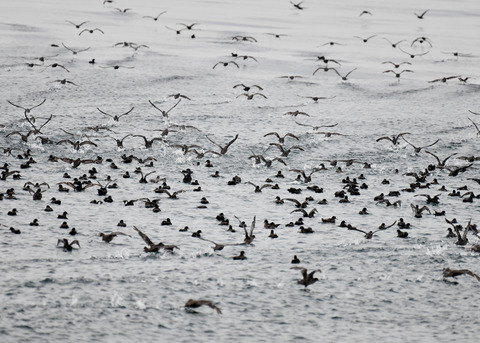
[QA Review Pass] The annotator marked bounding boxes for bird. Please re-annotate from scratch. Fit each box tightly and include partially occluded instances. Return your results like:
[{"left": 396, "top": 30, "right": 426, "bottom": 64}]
[
  {"left": 399, "top": 48, "right": 430, "bottom": 59},
  {"left": 266, "top": 33, "right": 287, "bottom": 38},
  {"left": 383, "top": 70, "right": 414, "bottom": 79},
  {"left": 79, "top": 28, "right": 104, "bottom": 35},
  {"left": 65, "top": 20, "right": 89, "bottom": 28},
  {"left": 99, "top": 232, "right": 131, "bottom": 243},
  {"left": 62, "top": 43, "right": 90, "bottom": 55},
  {"left": 50, "top": 79, "right": 78, "bottom": 86},
  {"left": 115, "top": 8, "right": 132, "bottom": 13},
  {"left": 57, "top": 238, "right": 80, "bottom": 251},
  {"left": 354, "top": 35, "right": 376, "bottom": 43},
  {"left": 55, "top": 156, "right": 102, "bottom": 168},
  {"left": 96, "top": 107, "right": 134, "bottom": 121},
  {"left": 148, "top": 99, "right": 181, "bottom": 118},
  {"left": 269, "top": 143, "right": 304, "bottom": 157},
  {"left": 233, "top": 251, "right": 247, "bottom": 260},
  {"left": 177, "top": 23, "right": 199, "bottom": 30},
  {"left": 56, "top": 139, "right": 97, "bottom": 151},
  {"left": 156, "top": 189, "right": 186, "bottom": 199},
  {"left": 382, "top": 38, "right": 406, "bottom": 48},
  {"left": 165, "top": 26, "right": 186, "bottom": 34},
  {"left": 244, "top": 181, "right": 273, "bottom": 193},
  {"left": 233, "top": 84, "right": 263, "bottom": 92},
  {"left": 411, "top": 204, "right": 431, "bottom": 218},
  {"left": 205, "top": 134, "right": 239, "bottom": 155},
  {"left": 303, "top": 95, "right": 336, "bottom": 102},
  {"left": 264, "top": 132, "right": 299, "bottom": 143},
  {"left": 133, "top": 226, "right": 179, "bottom": 252},
  {"left": 347, "top": 220, "right": 396, "bottom": 239},
  {"left": 316, "top": 56, "right": 341, "bottom": 66},
  {"left": 279, "top": 75, "right": 303, "bottom": 80},
  {"left": 185, "top": 299, "right": 222, "bottom": 314},
  {"left": 108, "top": 134, "right": 132, "bottom": 148},
  {"left": 382, "top": 61, "right": 411, "bottom": 69},
  {"left": 196, "top": 237, "right": 241, "bottom": 251},
  {"left": 376, "top": 132, "right": 410, "bottom": 145},
  {"left": 443, "top": 267, "right": 480, "bottom": 281},
  {"left": 295, "top": 121, "right": 338, "bottom": 130},
  {"left": 42, "top": 63, "right": 70, "bottom": 72},
  {"left": 284, "top": 110, "right": 309, "bottom": 117},
  {"left": 290, "top": 1, "right": 304, "bottom": 10},
  {"left": 133, "top": 135, "right": 164, "bottom": 148},
  {"left": 414, "top": 194, "right": 441, "bottom": 204},
  {"left": 100, "top": 65, "right": 134, "bottom": 70},
  {"left": 143, "top": 11, "right": 167, "bottom": 21},
  {"left": 446, "top": 164, "right": 473, "bottom": 177},
  {"left": 359, "top": 10, "right": 372, "bottom": 16},
  {"left": 411, "top": 36, "right": 433, "bottom": 47},
  {"left": 7, "top": 99, "right": 46, "bottom": 115},
  {"left": 290, "top": 168, "right": 322, "bottom": 183},
  {"left": 213, "top": 61, "right": 240, "bottom": 69},
  {"left": 428, "top": 76, "right": 460, "bottom": 83},
  {"left": 6, "top": 130, "right": 35, "bottom": 142},
  {"left": 291, "top": 267, "right": 321, "bottom": 287},
  {"left": 402, "top": 137, "right": 439, "bottom": 153},
  {"left": 414, "top": 9, "right": 429, "bottom": 19},
  {"left": 236, "top": 93, "right": 267, "bottom": 100},
  {"left": 243, "top": 216, "right": 256, "bottom": 244},
  {"left": 332, "top": 68, "right": 357, "bottom": 81},
  {"left": 168, "top": 93, "right": 191, "bottom": 100}
]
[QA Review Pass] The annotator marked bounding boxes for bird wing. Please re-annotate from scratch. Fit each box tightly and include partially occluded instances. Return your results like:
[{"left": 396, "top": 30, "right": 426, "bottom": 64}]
[{"left": 133, "top": 226, "right": 154, "bottom": 247}]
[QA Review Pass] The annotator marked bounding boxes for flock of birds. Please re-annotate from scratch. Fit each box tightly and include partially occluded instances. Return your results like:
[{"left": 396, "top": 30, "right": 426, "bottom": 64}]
[{"left": 2, "top": 0, "right": 480, "bottom": 316}]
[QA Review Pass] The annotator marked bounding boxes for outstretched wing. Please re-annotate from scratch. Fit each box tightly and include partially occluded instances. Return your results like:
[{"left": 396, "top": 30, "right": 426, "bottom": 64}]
[{"left": 133, "top": 226, "right": 154, "bottom": 247}]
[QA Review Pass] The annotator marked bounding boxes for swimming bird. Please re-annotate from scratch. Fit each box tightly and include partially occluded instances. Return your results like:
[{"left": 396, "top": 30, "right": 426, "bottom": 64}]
[
  {"left": 99, "top": 232, "right": 131, "bottom": 243},
  {"left": 291, "top": 267, "right": 321, "bottom": 287},
  {"left": 148, "top": 99, "right": 181, "bottom": 118},
  {"left": 185, "top": 299, "right": 222, "bottom": 314},
  {"left": 233, "top": 251, "right": 247, "bottom": 260},
  {"left": 133, "top": 226, "right": 179, "bottom": 252},
  {"left": 205, "top": 134, "right": 239, "bottom": 155},
  {"left": 57, "top": 238, "right": 80, "bottom": 251}
]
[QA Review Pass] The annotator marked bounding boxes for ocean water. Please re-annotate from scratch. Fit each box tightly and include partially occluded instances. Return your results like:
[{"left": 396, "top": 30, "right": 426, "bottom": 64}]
[{"left": 1, "top": 0, "right": 479, "bottom": 342}]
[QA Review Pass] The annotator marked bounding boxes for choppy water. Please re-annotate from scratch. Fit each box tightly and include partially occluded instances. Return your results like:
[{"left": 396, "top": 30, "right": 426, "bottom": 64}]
[{"left": 1, "top": 0, "right": 479, "bottom": 342}]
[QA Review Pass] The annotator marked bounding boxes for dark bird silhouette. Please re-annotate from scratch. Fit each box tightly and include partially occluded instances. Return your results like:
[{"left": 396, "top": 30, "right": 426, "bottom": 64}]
[
  {"left": 295, "top": 121, "right": 338, "bottom": 130},
  {"left": 382, "top": 61, "right": 411, "bottom": 69},
  {"left": 443, "top": 267, "right": 480, "bottom": 281},
  {"left": 206, "top": 134, "right": 239, "bottom": 155},
  {"left": 376, "top": 132, "right": 410, "bottom": 145},
  {"left": 177, "top": 23, "right": 199, "bottom": 30},
  {"left": 56, "top": 156, "right": 102, "bottom": 168},
  {"left": 269, "top": 143, "right": 304, "bottom": 157},
  {"left": 359, "top": 10, "right": 372, "bottom": 16},
  {"left": 424, "top": 151, "right": 457, "bottom": 168},
  {"left": 332, "top": 68, "right": 357, "bottom": 81},
  {"left": 6, "top": 130, "right": 35, "bottom": 142},
  {"left": 42, "top": 63, "right": 70, "bottom": 72},
  {"left": 156, "top": 189, "right": 186, "bottom": 199},
  {"left": 96, "top": 107, "right": 134, "bottom": 121},
  {"left": 428, "top": 76, "right": 460, "bottom": 83},
  {"left": 354, "top": 35, "right": 376, "bottom": 43},
  {"left": 109, "top": 134, "right": 132, "bottom": 148},
  {"left": 213, "top": 61, "right": 240, "bottom": 69},
  {"left": 245, "top": 181, "right": 273, "bottom": 193},
  {"left": 383, "top": 69, "right": 414, "bottom": 79},
  {"left": 50, "top": 79, "right": 78, "bottom": 86},
  {"left": 185, "top": 299, "right": 222, "bottom": 314},
  {"left": 56, "top": 139, "right": 97, "bottom": 150},
  {"left": 196, "top": 236, "right": 242, "bottom": 251},
  {"left": 446, "top": 164, "right": 473, "bottom": 177},
  {"left": 62, "top": 43, "right": 90, "bottom": 55},
  {"left": 65, "top": 20, "right": 89, "bottom": 28},
  {"left": 57, "top": 238, "right": 80, "bottom": 251},
  {"left": 133, "top": 226, "right": 179, "bottom": 252},
  {"left": 7, "top": 99, "right": 46, "bottom": 115},
  {"left": 133, "top": 135, "right": 164, "bottom": 148},
  {"left": 411, "top": 204, "right": 431, "bottom": 218},
  {"left": 236, "top": 93, "right": 267, "bottom": 100},
  {"left": 399, "top": 48, "right": 429, "bottom": 59},
  {"left": 284, "top": 110, "right": 310, "bottom": 117},
  {"left": 402, "top": 137, "right": 439, "bottom": 153},
  {"left": 100, "top": 65, "right": 134, "bottom": 70},
  {"left": 99, "top": 232, "right": 131, "bottom": 243},
  {"left": 414, "top": 9, "right": 429, "bottom": 19},
  {"left": 148, "top": 99, "right": 181, "bottom": 118},
  {"left": 290, "top": 168, "right": 322, "bottom": 183},
  {"left": 79, "top": 28, "right": 104, "bottom": 35},
  {"left": 143, "top": 11, "right": 167, "bottom": 21},
  {"left": 290, "top": 1, "right": 304, "bottom": 10},
  {"left": 382, "top": 38, "right": 406, "bottom": 48},
  {"left": 115, "top": 8, "right": 132, "bottom": 13},
  {"left": 243, "top": 216, "right": 256, "bottom": 244},
  {"left": 414, "top": 193, "right": 441, "bottom": 204},
  {"left": 233, "top": 83, "right": 263, "bottom": 92},
  {"left": 264, "top": 132, "right": 299, "bottom": 143},
  {"left": 291, "top": 267, "right": 321, "bottom": 287}
]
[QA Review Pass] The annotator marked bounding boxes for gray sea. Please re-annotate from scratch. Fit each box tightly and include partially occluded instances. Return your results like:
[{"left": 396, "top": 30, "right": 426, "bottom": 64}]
[{"left": 1, "top": 0, "right": 479, "bottom": 342}]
